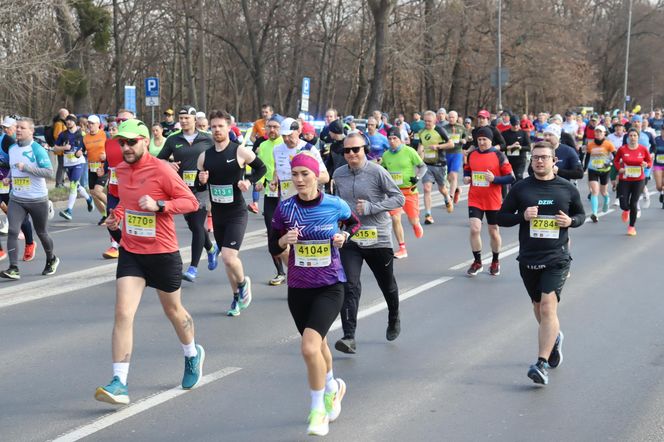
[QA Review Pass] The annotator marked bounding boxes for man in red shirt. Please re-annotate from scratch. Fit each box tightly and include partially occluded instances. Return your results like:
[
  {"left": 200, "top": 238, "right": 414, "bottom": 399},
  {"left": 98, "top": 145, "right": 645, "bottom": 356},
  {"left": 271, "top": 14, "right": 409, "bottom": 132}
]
[
  {"left": 94, "top": 119, "right": 204, "bottom": 406},
  {"left": 463, "top": 126, "right": 514, "bottom": 276}
]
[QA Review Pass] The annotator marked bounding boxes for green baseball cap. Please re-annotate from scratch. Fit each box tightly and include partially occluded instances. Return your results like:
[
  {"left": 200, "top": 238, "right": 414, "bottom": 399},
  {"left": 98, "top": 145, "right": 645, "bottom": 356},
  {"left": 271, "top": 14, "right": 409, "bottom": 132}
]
[{"left": 114, "top": 119, "right": 150, "bottom": 139}]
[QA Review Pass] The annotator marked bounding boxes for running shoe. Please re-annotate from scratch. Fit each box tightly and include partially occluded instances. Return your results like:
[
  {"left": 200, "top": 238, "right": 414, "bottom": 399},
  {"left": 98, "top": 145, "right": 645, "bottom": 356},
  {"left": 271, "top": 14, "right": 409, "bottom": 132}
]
[
  {"left": 227, "top": 294, "right": 241, "bottom": 317},
  {"left": 590, "top": 213, "right": 598, "bottom": 223},
  {"left": 0, "top": 249, "right": 6, "bottom": 261},
  {"left": 87, "top": 197, "right": 94, "bottom": 212},
  {"left": 325, "top": 378, "right": 347, "bottom": 422},
  {"left": 307, "top": 409, "right": 329, "bottom": 436},
  {"left": 394, "top": 247, "right": 408, "bottom": 259},
  {"left": 269, "top": 273, "right": 286, "bottom": 286},
  {"left": 182, "top": 266, "right": 198, "bottom": 282},
  {"left": 238, "top": 276, "right": 252, "bottom": 310},
  {"left": 613, "top": 199, "right": 620, "bottom": 207},
  {"left": 335, "top": 337, "right": 356, "bottom": 354},
  {"left": 182, "top": 344, "right": 205, "bottom": 389},
  {"left": 94, "top": 376, "right": 129, "bottom": 405},
  {"left": 0, "top": 266, "right": 20, "bottom": 280},
  {"left": 548, "top": 331, "right": 564, "bottom": 369},
  {"left": 489, "top": 260, "right": 500, "bottom": 276},
  {"left": 637, "top": 209, "right": 641, "bottom": 219},
  {"left": 453, "top": 187, "right": 461, "bottom": 204},
  {"left": 207, "top": 244, "right": 219, "bottom": 271},
  {"left": 527, "top": 360, "right": 549, "bottom": 385},
  {"left": 247, "top": 202, "right": 259, "bottom": 214},
  {"left": 445, "top": 200, "right": 454, "bottom": 213},
  {"left": 23, "top": 242, "right": 37, "bottom": 262},
  {"left": 103, "top": 246, "right": 119, "bottom": 259},
  {"left": 42, "top": 256, "right": 60, "bottom": 275},
  {"left": 660, "top": 192, "right": 664, "bottom": 204},
  {"left": 386, "top": 312, "right": 401, "bottom": 341},
  {"left": 627, "top": 226, "right": 637, "bottom": 236},
  {"left": 621, "top": 210, "right": 629, "bottom": 223},
  {"left": 59, "top": 209, "right": 73, "bottom": 220},
  {"left": 413, "top": 223, "right": 424, "bottom": 239},
  {"left": 424, "top": 214, "right": 434, "bottom": 225},
  {"left": 97, "top": 215, "right": 107, "bottom": 226},
  {"left": 467, "top": 261, "right": 483, "bottom": 276}
]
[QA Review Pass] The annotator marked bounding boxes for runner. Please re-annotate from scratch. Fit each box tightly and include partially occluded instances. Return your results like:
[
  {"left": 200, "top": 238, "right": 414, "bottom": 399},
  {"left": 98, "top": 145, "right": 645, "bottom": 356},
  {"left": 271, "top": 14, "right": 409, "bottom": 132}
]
[
  {"left": 607, "top": 121, "right": 626, "bottom": 205},
  {"left": 419, "top": 110, "right": 454, "bottom": 224},
  {"left": 654, "top": 129, "right": 664, "bottom": 208},
  {"left": 443, "top": 110, "right": 470, "bottom": 204},
  {"left": 148, "top": 123, "right": 166, "bottom": 156},
  {"left": 502, "top": 115, "right": 532, "bottom": 182},
  {"left": 269, "top": 153, "right": 359, "bottom": 436},
  {"left": 157, "top": 105, "right": 217, "bottom": 282},
  {"left": 333, "top": 130, "right": 405, "bottom": 354},
  {"left": 94, "top": 119, "right": 204, "bottom": 405},
  {"left": 248, "top": 104, "right": 274, "bottom": 214},
  {"left": 463, "top": 126, "right": 514, "bottom": 276},
  {"left": 54, "top": 115, "right": 94, "bottom": 220},
  {"left": 583, "top": 125, "right": 615, "bottom": 222},
  {"left": 381, "top": 127, "right": 427, "bottom": 259},
  {"left": 0, "top": 118, "right": 59, "bottom": 280},
  {"left": 614, "top": 128, "right": 652, "bottom": 236},
  {"left": 197, "top": 110, "right": 266, "bottom": 316},
  {"left": 539, "top": 124, "right": 583, "bottom": 181},
  {"left": 83, "top": 115, "right": 108, "bottom": 225},
  {"left": 497, "top": 141, "right": 585, "bottom": 385}
]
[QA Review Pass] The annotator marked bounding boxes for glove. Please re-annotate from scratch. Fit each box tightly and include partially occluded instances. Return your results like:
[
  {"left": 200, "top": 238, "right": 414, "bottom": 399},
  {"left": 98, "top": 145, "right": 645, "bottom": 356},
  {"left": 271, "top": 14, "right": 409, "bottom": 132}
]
[{"left": 410, "top": 176, "right": 419, "bottom": 185}]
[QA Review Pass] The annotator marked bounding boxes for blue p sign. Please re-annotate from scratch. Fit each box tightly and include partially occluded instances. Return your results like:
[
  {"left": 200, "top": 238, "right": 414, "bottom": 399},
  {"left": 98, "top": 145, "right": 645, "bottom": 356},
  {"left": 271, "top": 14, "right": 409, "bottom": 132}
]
[{"left": 145, "top": 77, "right": 159, "bottom": 97}]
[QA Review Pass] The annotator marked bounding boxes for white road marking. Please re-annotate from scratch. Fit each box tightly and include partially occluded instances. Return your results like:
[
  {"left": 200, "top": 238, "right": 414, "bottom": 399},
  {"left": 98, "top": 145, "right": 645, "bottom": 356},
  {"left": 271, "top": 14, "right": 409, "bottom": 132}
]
[{"left": 51, "top": 367, "right": 242, "bottom": 442}]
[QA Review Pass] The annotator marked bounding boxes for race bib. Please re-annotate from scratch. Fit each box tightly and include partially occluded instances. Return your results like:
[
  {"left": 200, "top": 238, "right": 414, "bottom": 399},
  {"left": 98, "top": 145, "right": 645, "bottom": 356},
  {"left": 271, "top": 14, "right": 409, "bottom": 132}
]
[
  {"left": 0, "top": 181, "right": 10, "bottom": 194},
  {"left": 89, "top": 161, "right": 103, "bottom": 172},
  {"left": 451, "top": 133, "right": 461, "bottom": 144},
  {"left": 656, "top": 154, "right": 664, "bottom": 164},
  {"left": 353, "top": 227, "right": 378, "bottom": 246},
  {"left": 536, "top": 132, "right": 544, "bottom": 139},
  {"left": 109, "top": 168, "right": 118, "bottom": 185},
  {"left": 280, "top": 180, "right": 294, "bottom": 199},
  {"left": 182, "top": 170, "right": 197, "bottom": 187},
  {"left": 125, "top": 210, "right": 156, "bottom": 237},
  {"left": 265, "top": 185, "right": 279, "bottom": 198},
  {"left": 625, "top": 166, "right": 642, "bottom": 178},
  {"left": 590, "top": 156, "right": 609, "bottom": 169},
  {"left": 423, "top": 147, "right": 437, "bottom": 160},
  {"left": 12, "top": 176, "right": 31, "bottom": 192},
  {"left": 64, "top": 153, "right": 77, "bottom": 166},
  {"left": 530, "top": 215, "right": 560, "bottom": 239},
  {"left": 210, "top": 184, "right": 234, "bottom": 204},
  {"left": 390, "top": 171, "right": 404, "bottom": 185},
  {"left": 508, "top": 148, "right": 520, "bottom": 156},
  {"left": 294, "top": 240, "right": 331, "bottom": 267},
  {"left": 471, "top": 171, "right": 489, "bottom": 187}
]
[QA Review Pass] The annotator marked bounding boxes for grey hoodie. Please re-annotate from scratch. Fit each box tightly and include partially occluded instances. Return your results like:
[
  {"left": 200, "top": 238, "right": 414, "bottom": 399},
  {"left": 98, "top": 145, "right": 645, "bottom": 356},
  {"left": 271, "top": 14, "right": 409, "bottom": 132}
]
[{"left": 333, "top": 160, "right": 405, "bottom": 249}]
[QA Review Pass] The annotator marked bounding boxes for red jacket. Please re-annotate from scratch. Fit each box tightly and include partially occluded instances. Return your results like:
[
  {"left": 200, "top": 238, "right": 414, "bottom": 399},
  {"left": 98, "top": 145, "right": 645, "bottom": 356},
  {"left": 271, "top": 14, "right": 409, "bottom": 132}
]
[{"left": 614, "top": 145, "right": 652, "bottom": 182}]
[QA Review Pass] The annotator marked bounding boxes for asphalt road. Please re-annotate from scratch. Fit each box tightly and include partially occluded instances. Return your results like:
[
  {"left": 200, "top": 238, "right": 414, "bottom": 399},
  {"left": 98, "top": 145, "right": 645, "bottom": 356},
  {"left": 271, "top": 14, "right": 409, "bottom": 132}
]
[{"left": 1, "top": 182, "right": 663, "bottom": 442}]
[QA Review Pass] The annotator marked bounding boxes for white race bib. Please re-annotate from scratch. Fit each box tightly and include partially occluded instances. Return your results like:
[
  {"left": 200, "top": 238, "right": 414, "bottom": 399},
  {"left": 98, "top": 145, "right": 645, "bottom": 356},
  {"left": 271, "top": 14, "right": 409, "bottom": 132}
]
[
  {"left": 590, "top": 155, "right": 609, "bottom": 170},
  {"left": 89, "top": 161, "right": 103, "bottom": 172},
  {"left": 210, "top": 184, "right": 234, "bottom": 204},
  {"left": 280, "top": 180, "right": 294, "bottom": 199},
  {"left": 64, "top": 153, "right": 78, "bottom": 167},
  {"left": 471, "top": 171, "right": 489, "bottom": 187},
  {"left": 390, "top": 172, "right": 404, "bottom": 185},
  {"left": 265, "top": 185, "right": 279, "bottom": 198},
  {"left": 529, "top": 215, "right": 560, "bottom": 239},
  {"left": 109, "top": 168, "right": 118, "bottom": 185},
  {"left": 294, "top": 240, "right": 332, "bottom": 267},
  {"left": 656, "top": 154, "right": 664, "bottom": 164},
  {"left": 125, "top": 210, "right": 156, "bottom": 237},
  {"left": 12, "top": 176, "right": 31, "bottom": 192},
  {"left": 0, "top": 181, "right": 10, "bottom": 194},
  {"left": 508, "top": 148, "right": 520, "bottom": 156}
]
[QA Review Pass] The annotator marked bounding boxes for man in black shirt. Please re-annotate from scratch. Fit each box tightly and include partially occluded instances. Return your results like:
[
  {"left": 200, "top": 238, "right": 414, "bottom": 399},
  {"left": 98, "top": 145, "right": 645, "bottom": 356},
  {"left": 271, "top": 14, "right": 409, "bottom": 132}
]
[
  {"left": 160, "top": 109, "right": 177, "bottom": 137},
  {"left": 497, "top": 141, "right": 585, "bottom": 386},
  {"left": 502, "top": 115, "right": 532, "bottom": 182}
]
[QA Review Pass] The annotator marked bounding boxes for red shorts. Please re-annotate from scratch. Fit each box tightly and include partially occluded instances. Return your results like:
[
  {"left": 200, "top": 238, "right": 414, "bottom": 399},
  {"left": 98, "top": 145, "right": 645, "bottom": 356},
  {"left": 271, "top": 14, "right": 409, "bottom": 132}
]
[{"left": 390, "top": 188, "right": 420, "bottom": 219}]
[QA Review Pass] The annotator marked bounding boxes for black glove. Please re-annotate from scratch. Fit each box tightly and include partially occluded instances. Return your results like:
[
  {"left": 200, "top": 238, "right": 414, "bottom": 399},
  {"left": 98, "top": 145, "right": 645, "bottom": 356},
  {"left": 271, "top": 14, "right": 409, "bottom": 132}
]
[{"left": 410, "top": 176, "right": 419, "bottom": 185}]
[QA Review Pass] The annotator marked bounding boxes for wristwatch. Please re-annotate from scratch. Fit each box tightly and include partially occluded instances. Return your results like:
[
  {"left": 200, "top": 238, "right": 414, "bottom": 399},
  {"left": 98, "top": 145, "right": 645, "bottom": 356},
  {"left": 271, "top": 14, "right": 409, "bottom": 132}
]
[{"left": 157, "top": 200, "right": 166, "bottom": 213}]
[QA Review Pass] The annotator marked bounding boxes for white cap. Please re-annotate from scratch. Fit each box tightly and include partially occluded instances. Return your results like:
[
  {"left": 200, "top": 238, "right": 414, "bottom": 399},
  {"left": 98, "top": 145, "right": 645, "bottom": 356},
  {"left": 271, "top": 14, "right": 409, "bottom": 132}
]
[
  {"left": 543, "top": 124, "right": 561, "bottom": 139},
  {"left": 1, "top": 116, "right": 16, "bottom": 127},
  {"left": 437, "top": 107, "right": 447, "bottom": 114},
  {"left": 551, "top": 114, "right": 563, "bottom": 124},
  {"left": 195, "top": 111, "right": 206, "bottom": 119},
  {"left": 594, "top": 125, "right": 607, "bottom": 133},
  {"left": 87, "top": 115, "right": 100, "bottom": 124},
  {"left": 280, "top": 117, "right": 300, "bottom": 136}
]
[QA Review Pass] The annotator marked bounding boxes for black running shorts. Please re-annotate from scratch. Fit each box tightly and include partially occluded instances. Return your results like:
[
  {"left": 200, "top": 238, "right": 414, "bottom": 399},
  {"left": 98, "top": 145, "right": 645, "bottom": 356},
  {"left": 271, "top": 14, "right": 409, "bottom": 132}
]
[
  {"left": 587, "top": 170, "right": 609, "bottom": 185},
  {"left": 288, "top": 283, "right": 344, "bottom": 338},
  {"left": 116, "top": 248, "right": 183, "bottom": 293},
  {"left": 519, "top": 260, "right": 570, "bottom": 303},
  {"left": 211, "top": 204, "right": 248, "bottom": 251},
  {"left": 468, "top": 206, "right": 499, "bottom": 225}
]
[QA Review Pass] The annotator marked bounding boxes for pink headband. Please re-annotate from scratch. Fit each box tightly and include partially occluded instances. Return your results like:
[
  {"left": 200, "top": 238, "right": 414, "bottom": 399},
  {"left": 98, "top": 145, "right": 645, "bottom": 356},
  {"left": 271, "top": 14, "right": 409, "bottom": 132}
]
[{"left": 290, "top": 153, "right": 320, "bottom": 177}]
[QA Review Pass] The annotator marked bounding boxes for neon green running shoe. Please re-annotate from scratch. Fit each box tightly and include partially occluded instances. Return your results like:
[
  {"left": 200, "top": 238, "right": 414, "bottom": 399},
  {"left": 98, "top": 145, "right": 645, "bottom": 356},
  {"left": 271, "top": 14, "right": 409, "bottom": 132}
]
[
  {"left": 307, "top": 409, "right": 329, "bottom": 436},
  {"left": 324, "top": 378, "right": 346, "bottom": 422}
]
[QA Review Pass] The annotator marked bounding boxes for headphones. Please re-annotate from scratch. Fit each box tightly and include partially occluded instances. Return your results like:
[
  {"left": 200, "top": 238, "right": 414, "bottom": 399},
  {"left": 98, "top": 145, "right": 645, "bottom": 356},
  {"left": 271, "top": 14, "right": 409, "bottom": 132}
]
[{"left": 346, "top": 129, "right": 371, "bottom": 155}]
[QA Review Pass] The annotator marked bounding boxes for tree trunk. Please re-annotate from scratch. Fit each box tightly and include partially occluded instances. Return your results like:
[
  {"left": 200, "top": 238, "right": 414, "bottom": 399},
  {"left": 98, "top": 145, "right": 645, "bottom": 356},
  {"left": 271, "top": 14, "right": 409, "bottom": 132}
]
[
  {"left": 113, "top": 0, "right": 122, "bottom": 113},
  {"left": 423, "top": 0, "right": 435, "bottom": 109},
  {"left": 366, "top": 0, "right": 396, "bottom": 112},
  {"left": 198, "top": 0, "right": 207, "bottom": 112},
  {"left": 184, "top": 5, "right": 197, "bottom": 106}
]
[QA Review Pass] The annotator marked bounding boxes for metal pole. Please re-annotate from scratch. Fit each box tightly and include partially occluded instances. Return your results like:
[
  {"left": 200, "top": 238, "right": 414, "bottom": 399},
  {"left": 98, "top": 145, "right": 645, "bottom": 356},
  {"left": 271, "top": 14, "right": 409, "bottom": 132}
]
[
  {"left": 623, "top": 0, "right": 633, "bottom": 113},
  {"left": 497, "top": 0, "right": 502, "bottom": 112}
]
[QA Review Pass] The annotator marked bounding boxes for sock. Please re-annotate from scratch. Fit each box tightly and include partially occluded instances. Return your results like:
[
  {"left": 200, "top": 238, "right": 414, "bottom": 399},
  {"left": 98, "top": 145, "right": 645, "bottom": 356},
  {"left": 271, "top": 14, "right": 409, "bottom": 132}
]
[
  {"left": 537, "top": 357, "right": 548, "bottom": 365},
  {"left": 603, "top": 194, "right": 610, "bottom": 206},
  {"left": 399, "top": 242, "right": 406, "bottom": 249},
  {"left": 472, "top": 251, "right": 481, "bottom": 262},
  {"left": 310, "top": 388, "right": 325, "bottom": 411},
  {"left": 252, "top": 189, "right": 259, "bottom": 203},
  {"left": 182, "top": 340, "right": 197, "bottom": 357},
  {"left": 590, "top": 194, "right": 598, "bottom": 214},
  {"left": 111, "top": 240, "right": 119, "bottom": 248},
  {"left": 77, "top": 184, "right": 90, "bottom": 200},
  {"left": 492, "top": 251, "right": 499, "bottom": 262},
  {"left": 67, "top": 190, "right": 76, "bottom": 210},
  {"left": 425, "top": 212, "right": 431, "bottom": 216},
  {"left": 325, "top": 370, "right": 338, "bottom": 394},
  {"left": 113, "top": 362, "right": 130, "bottom": 385}
]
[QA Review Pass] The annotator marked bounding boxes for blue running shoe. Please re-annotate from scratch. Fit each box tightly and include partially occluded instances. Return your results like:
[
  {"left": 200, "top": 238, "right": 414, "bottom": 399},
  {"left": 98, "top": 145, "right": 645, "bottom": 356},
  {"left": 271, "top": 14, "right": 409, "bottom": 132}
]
[
  {"left": 227, "top": 294, "right": 241, "bottom": 317},
  {"left": 59, "top": 209, "right": 72, "bottom": 221},
  {"left": 238, "top": 276, "right": 252, "bottom": 310},
  {"left": 527, "top": 360, "right": 549, "bottom": 385},
  {"left": 207, "top": 244, "right": 219, "bottom": 271},
  {"left": 548, "top": 331, "right": 564, "bottom": 368},
  {"left": 182, "top": 266, "right": 197, "bottom": 282},
  {"left": 182, "top": 344, "right": 205, "bottom": 389},
  {"left": 95, "top": 376, "right": 129, "bottom": 405},
  {"left": 87, "top": 197, "right": 94, "bottom": 212}
]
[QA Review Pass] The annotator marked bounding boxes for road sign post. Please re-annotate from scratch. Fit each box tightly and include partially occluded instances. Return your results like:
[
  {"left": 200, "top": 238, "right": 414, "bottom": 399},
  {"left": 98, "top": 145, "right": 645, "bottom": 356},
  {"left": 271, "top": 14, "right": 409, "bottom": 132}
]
[
  {"left": 301, "top": 77, "right": 310, "bottom": 114},
  {"left": 145, "top": 77, "right": 160, "bottom": 125}
]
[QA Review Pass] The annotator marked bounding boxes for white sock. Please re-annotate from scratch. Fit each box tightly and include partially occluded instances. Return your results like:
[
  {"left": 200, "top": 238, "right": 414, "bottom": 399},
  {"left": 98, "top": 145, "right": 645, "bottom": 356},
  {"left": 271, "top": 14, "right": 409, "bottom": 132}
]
[
  {"left": 111, "top": 241, "right": 119, "bottom": 248},
  {"left": 325, "top": 370, "right": 337, "bottom": 394},
  {"left": 113, "top": 362, "right": 129, "bottom": 385},
  {"left": 67, "top": 190, "right": 76, "bottom": 210},
  {"left": 310, "top": 388, "right": 325, "bottom": 411},
  {"left": 182, "top": 340, "right": 197, "bottom": 357},
  {"left": 77, "top": 184, "right": 90, "bottom": 200}
]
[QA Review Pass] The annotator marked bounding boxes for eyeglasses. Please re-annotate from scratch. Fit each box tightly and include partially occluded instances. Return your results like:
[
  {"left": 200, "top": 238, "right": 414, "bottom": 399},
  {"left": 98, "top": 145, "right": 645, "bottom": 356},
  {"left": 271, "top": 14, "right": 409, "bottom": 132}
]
[
  {"left": 532, "top": 155, "right": 553, "bottom": 162},
  {"left": 343, "top": 146, "right": 364, "bottom": 154},
  {"left": 118, "top": 137, "right": 144, "bottom": 147}
]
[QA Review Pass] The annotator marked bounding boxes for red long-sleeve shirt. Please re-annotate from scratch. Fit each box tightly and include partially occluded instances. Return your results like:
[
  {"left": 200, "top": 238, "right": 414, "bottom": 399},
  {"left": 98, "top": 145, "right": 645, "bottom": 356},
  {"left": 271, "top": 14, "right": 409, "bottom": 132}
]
[
  {"left": 105, "top": 139, "right": 124, "bottom": 198},
  {"left": 613, "top": 145, "right": 652, "bottom": 181},
  {"left": 112, "top": 152, "right": 198, "bottom": 254}
]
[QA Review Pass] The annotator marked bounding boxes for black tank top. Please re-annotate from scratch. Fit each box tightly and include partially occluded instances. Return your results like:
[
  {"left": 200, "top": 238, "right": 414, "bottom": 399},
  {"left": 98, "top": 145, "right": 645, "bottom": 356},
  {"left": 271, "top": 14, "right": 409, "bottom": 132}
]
[{"left": 203, "top": 141, "right": 245, "bottom": 206}]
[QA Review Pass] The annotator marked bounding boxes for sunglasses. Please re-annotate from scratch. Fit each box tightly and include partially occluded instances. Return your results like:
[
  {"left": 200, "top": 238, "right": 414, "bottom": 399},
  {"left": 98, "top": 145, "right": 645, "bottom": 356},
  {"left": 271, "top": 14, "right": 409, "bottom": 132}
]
[
  {"left": 118, "top": 137, "right": 144, "bottom": 147},
  {"left": 343, "top": 146, "right": 364, "bottom": 154}
]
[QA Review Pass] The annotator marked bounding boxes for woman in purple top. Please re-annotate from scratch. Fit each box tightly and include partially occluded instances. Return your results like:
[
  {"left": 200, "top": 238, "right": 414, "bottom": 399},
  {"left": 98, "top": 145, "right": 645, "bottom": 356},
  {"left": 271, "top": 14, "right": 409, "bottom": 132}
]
[{"left": 269, "top": 153, "right": 360, "bottom": 436}]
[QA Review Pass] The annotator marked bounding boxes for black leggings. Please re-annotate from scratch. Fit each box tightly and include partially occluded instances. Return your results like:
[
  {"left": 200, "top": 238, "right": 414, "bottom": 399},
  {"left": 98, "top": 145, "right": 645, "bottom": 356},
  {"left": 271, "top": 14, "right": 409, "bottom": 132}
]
[
  {"left": 184, "top": 208, "right": 213, "bottom": 267},
  {"left": 1, "top": 194, "right": 33, "bottom": 249},
  {"left": 339, "top": 242, "right": 399, "bottom": 338},
  {"left": 263, "top": 196, "right": 284, "bottom": 275},
  {"left": 618, "top": 179, "right": 645, "bottom": 227}
]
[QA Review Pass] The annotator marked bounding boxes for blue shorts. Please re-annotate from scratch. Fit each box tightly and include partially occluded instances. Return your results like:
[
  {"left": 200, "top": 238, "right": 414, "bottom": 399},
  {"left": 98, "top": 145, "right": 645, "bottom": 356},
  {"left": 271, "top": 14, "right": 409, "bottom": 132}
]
[
  {"left": 445, "top": 153, "right": 463, "bottom": 173},
  {"left": 65, "top": 164, "right": 84, "bottom": 183}
]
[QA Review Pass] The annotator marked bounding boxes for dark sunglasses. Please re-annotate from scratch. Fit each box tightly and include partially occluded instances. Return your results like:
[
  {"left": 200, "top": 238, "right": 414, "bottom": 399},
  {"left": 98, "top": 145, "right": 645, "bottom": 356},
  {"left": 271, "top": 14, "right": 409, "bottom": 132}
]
[
  {"left": 343, "top": 145, "right": 364, "bottom": 154},
  {"left": 116, "top": 117, "right": 128, "bottom": 123},
  {"left": 118, "top": 137, "right": 144, "bottom": 147}
]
